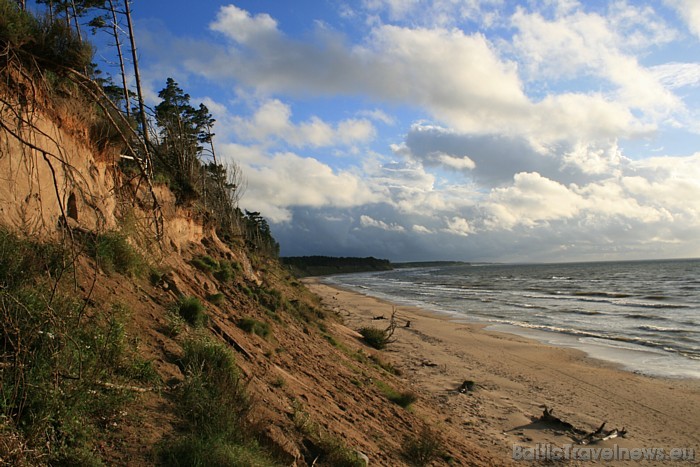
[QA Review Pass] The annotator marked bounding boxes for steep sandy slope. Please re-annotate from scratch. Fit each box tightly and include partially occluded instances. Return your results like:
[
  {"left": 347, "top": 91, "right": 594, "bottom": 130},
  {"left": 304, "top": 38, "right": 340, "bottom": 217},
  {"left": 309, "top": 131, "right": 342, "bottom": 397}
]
[
  {"left": 77, "top": 236, "right": 502, "bottom": 465},
  {"left": 0, "top": 74, "right": 503, "bottom": 465}
]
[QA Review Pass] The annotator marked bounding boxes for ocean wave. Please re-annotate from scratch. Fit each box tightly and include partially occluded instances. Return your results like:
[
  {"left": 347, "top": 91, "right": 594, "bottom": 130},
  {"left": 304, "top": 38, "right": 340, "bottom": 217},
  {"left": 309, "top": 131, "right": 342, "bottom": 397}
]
[
  {"left": 624, "top": 313, "right": 669, "bottom": 321},
  {"left": 493, "top": 320, "right": 696, "bottom": 357},
  {"left": 637, "top": 325, "right": 695, "bottom": 334},
  {"left": 617, "top": 301, "right": 690, "bottom": 310},
  {"left": 561, "top": 309, "right": 604, "bottom": 316},
  {"left": 502, "top": 301, "right": 548, "bottom": 310},
  {"left": 573, "top": 291, "right": 632, "bottom": 298},
  {"left": 491, "top": 320, "right": 602, "bottom": 340},
  {"left": 329, "top": 261, "right": 700, "bottom": 368}
]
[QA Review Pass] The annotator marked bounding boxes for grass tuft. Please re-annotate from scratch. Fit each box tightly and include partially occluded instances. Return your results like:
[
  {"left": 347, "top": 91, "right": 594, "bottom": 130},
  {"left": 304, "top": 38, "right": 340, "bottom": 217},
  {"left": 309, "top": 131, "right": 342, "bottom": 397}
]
[
  {"left": 359, "top": 326, "right": 389, "bottom": 349},
  {"left": 92, "top": 231, "right": 144, "bottom": 276},
  {"left": 159, "top": 335, "right": 280, "bottom": 465},
  {"left": 237, "top": 317, "right": 271, "bottom": 338},
  {"left": 401, "top": 426, "right": 445, "bottom": 466},
  {"left": 291, "top": 400, "right": 366, "bottom": 467},
  {"left": 190, "top": 256, "right": 239, "bottom": 283},
  {"left": 375, "top": 380, "right": 418, "bottom": 408},
  {"left": 177, "top": 296, "right": 207, "bottom": 327},
  {"left": 190, "top": 255, "right": 218, "bottom": 272},
  {"left": 177, "top": 336, "right": 247, "bottom": 435},
  {"left": 159, "top": 434, "right": 278, "bottom": 467},
  {"left": 213, "top": 261, "right": 235, "bottom": 282},
  {"left": 206, "top": 293, "right": 225, "bottom": 305},
  {"left": 0, "top": 228, "right": 66, "bottom": 287}
]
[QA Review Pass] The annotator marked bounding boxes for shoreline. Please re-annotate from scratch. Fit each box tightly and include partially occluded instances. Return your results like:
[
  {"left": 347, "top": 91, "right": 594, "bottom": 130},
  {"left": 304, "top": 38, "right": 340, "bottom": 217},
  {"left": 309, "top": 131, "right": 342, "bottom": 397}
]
[
  {"left": 305, "top": 278, "right": 700, "bottom": 465},
  {"left": 320, "top": 274, "right": 700, "bottom": 381}
]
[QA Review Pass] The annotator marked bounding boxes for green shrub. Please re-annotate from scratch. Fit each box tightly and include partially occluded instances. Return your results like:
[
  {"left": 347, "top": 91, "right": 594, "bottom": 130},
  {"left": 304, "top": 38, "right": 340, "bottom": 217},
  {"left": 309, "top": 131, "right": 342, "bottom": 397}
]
[
  {"left": 92, "top": 231, "right": 144, "bottom": 276},
  {"left": 291, "top": 401, "right": 366, "bottom": 467},
  {"left": 164, "top": 311, "right": 187, "bottom": 337},
  {"left": 178, "top": 296, "right": 207, "bottom": 327},
  {"left": 254, "top": 285, "right": 284, "bottom": 312},
  {"left": 213, "top": 261, "right": 235, "bottom": 282},
  {"left": 0, "top": 228, "right": 66, "bottom": 288},
  {"left": 30, "top": 15, "right": 94, "bottom": 71},
  {"left": 191, "top": 256, "right": 238, "bottom": 283},
  {"left": 270, "top": 376, "right": 286, "bottom": 388},
  {"left": 375, "top": 381, "right": 418, "bottom": 408},
  {"left": 159, "top": 434, "right": 279, "bottom": 467},
  {"left": 160, "top": 334, "right": 282, "bottom": 465},
  {"left": 0, "top": 1, "right": 93, "bottom": 73},
  {"left": 402, "top": 426, "right": 445, "bottom": 467},
  {"left": 237, "top": 317, "right": 271, "bottom": 338},
  {"left": 359, "top": 326, "right": 389, "bottom": 349},
  {"left": 0, "top": 0, "right": 37, "bottom": 48},
  {"left": 149, "top": 267, "right": 164, "bottom": 285},
  {"left": 391, "top": 391, "right": 418, "bottom": 408},
  {"left": 190, "top": 255, "right": 218, "bottom": 272},
  {"left": 177, "top": 336, "right": 248, "bottom": 436},
  {"left": 0, "top": 283, "right": 150, "bottom": 464},
  {"left": 206, "top": 293, "right": 225, "bottom": 305}
]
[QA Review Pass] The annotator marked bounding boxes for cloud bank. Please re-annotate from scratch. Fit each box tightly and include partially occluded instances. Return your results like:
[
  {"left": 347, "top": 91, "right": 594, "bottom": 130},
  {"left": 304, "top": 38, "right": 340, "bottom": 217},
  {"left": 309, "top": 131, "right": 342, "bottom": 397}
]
[{"left": 138, "top": 1, "right": 700, "bottom": 262}]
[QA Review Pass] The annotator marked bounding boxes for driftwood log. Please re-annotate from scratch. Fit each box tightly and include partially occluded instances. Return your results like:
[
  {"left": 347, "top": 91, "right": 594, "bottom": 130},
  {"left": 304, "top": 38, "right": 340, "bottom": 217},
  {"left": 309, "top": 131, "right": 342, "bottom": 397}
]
[
  {"left": 578, "top": 421, "right": 628, "bottom": 445},
  {"left": 539, "top": 406, "right": 627, "bottom": 444},
  {"left": 448, "top": 380, "right": 476, "bottom": 394}
]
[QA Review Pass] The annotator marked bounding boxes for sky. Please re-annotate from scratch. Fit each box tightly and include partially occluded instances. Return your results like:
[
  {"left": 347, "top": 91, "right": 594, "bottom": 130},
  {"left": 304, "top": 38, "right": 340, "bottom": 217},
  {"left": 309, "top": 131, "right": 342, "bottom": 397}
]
[{"left": 118, "top": 0, "right": 700, "bottom": 263}]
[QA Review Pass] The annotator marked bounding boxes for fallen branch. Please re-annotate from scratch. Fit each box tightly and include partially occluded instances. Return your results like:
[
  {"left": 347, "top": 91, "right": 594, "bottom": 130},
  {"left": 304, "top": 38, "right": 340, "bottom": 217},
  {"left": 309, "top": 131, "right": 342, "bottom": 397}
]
[
  {"left": 538, "top": 406, "right": 627, "bottom": 444},
  {"left": 210, "top": 320, "right": 254, "bottom": 361},
  {"left": 578, "top": 421, "right": 627, "bottom": 445},
  {"left": 96, "top": 381, "right": 154, "bottom": 393},
  {"left": 539, "top": 406, "right": 586, "bottom": 435}
]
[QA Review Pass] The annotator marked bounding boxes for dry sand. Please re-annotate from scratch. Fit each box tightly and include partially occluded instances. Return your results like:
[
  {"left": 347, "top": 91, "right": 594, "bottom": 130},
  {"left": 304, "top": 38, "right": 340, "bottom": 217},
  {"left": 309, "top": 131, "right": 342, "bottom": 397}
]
[{"left": 305, "top": 278, "right": 700, "bottom": 466}]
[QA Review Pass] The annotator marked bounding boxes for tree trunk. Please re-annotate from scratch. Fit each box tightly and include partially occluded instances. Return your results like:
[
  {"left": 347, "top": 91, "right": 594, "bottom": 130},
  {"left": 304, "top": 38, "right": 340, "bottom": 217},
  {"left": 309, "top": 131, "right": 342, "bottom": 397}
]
[
  {"left": 108, "top": 0, "right": 130, "bottom": 117},
  {"left": 124, "top": 0, "right": 152, "bottom": 164},
  {"left": 70, "top": 0, "right": 83, "bottom": 43}
]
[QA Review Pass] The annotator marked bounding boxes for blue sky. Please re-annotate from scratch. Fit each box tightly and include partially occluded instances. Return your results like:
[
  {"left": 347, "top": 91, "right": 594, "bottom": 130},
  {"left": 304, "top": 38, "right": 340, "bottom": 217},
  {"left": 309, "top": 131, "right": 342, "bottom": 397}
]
[{"left": 117, "top": 1, "right": 700, "bottom": 262}]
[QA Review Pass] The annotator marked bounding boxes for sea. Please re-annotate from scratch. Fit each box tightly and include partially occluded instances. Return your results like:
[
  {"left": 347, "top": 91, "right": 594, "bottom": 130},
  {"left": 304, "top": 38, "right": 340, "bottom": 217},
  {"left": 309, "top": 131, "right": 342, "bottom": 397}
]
[{"left": 323, "top": 259, "right": 700, "bottom": 379}]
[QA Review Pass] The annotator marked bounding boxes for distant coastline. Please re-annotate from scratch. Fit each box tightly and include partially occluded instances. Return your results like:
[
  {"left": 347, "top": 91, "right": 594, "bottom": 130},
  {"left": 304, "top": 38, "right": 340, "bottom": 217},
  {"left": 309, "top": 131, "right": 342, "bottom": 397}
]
[
  {"left": 281, "top": 255, "right": 471, "bottom": 277},
  {"left": 392, "top": 260, "right": 469, "bottom": 269},
  {"left": 281, "top": 255, "right": 392, "bottom": 277}
]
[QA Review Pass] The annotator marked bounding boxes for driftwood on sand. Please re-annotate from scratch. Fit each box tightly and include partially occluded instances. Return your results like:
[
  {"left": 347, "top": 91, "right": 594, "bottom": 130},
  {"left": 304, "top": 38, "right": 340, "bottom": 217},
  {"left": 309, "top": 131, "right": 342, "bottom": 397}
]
[
  {"left": 447, "top": 380, "right": 476, "bottom": 394},
  {"left": 539, "top": 406, "right": 627, "bottom": 444}
]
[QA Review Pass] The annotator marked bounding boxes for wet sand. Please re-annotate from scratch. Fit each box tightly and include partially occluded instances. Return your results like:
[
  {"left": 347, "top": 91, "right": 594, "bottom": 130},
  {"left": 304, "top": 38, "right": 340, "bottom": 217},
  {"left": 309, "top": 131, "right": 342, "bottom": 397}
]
[{"left": 306, "top": 278, "right": 700, "bottom": 465}]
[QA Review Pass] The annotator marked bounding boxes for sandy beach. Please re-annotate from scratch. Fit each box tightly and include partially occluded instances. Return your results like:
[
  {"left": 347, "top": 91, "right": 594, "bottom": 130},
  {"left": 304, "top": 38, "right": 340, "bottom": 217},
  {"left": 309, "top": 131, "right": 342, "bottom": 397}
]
[{"left": 305, "top": 278, "right": 700, "bottom": 465}]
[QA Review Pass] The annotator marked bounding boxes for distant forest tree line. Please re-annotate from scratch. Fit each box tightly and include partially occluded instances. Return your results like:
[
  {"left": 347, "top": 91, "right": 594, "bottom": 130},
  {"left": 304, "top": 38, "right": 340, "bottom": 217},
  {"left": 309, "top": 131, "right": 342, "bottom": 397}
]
[
  {"left": 282, "top": 256, "right": 393, "bottom": 277},
  {"left": 1, "top": 0, "right": 279, "bottom": 256}
]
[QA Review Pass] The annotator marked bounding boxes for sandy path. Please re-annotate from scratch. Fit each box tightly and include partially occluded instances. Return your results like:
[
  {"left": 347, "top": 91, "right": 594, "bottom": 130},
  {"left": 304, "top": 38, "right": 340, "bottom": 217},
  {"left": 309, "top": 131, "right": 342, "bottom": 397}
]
[{"left": 306, "top": 278, "right": 700, "bottom": 466}]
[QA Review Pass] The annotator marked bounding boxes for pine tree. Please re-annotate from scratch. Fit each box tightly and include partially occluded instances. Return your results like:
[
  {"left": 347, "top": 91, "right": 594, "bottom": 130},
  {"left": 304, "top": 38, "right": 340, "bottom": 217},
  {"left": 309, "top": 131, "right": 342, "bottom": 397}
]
[{"left": 153, "top": 78, "right": 215, "bottom": 202}]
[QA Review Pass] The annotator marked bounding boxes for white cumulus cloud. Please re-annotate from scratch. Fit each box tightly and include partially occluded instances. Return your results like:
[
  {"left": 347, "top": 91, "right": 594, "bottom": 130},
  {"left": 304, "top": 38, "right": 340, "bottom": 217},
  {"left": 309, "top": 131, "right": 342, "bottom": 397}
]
[
  {"left": 666, "top": 0, "right": 700, "bottom": 39},
  {"left": 210, "top": 5, "right": 279, "bottom": 43},
  {"left": 231, "top": 99, "right": 375, "bottom": 148},
  {"left": 360, "top": 215, "right": 406, "bottom": 231}
]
